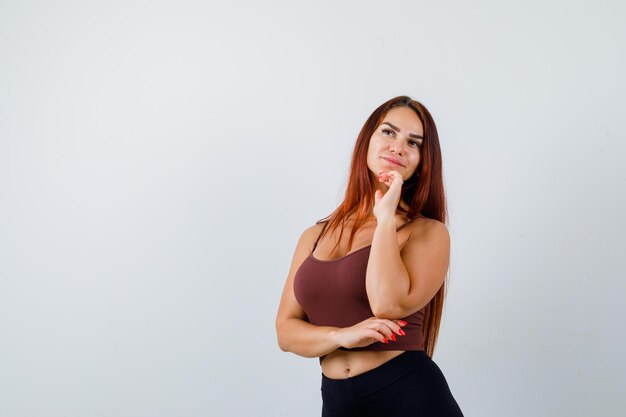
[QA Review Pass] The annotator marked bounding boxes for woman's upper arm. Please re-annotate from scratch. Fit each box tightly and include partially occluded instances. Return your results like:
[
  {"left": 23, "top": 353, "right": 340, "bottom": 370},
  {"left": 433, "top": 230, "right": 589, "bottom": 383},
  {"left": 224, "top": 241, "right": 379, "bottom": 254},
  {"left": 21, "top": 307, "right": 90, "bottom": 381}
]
[
  {"left": 275, "top": 224, "right": 320, "bottom": 327},
  {"left": 398, "top": 219, "right": 451, "bottom": 314}
]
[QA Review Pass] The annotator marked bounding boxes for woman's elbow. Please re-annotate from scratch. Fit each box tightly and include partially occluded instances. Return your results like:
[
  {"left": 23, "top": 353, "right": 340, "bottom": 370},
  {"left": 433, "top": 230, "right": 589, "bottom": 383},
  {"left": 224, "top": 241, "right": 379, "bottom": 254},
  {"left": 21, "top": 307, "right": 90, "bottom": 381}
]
[{"left": 275, "top": 320, "right": 291, "bottom": 352}]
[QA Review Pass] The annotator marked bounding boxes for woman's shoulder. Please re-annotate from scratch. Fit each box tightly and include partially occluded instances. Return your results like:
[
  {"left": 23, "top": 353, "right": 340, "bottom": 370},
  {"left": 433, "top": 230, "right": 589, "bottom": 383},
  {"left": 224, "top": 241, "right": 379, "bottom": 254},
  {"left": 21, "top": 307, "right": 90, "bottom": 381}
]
[
  {"left": 297, "top": 220, "right": 328, "bottom": 247},
  {"left": 405, "top": 216, "right": 448, "bottom": 237},
  {"left": 303, "top": 221, "right": 326, "bottom": 236}
]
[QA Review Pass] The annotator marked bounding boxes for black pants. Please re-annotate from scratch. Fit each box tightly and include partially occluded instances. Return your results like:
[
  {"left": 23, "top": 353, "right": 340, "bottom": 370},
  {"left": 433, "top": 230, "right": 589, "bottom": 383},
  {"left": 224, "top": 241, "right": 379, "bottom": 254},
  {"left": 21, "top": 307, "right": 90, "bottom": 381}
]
[{"left": 320, "top": 350, "right": 464, "bottom": 417}]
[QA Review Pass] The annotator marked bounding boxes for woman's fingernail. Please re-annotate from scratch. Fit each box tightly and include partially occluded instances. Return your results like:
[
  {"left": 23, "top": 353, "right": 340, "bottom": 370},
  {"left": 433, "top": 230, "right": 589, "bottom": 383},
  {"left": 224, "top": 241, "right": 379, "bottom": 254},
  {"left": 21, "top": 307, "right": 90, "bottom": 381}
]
[
  {"left": 398, "top": 329, "right": 406, "bottom": 336},
  {"left": 390, "top": 334, "right": 396, "bottom": 341},
  {"left": 399, "top": 320, "right": 408, "bottom": 326},
  {"left": 382, "top": 338, "right": 388, "bottom": 343}
]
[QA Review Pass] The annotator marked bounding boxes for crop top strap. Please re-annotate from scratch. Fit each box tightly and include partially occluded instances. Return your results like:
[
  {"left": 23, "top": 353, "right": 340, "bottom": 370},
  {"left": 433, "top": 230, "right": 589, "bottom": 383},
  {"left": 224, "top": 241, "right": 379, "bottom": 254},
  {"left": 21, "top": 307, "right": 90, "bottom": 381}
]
[
  {"left": 396, "top": 216, "right": 419, "bottom": 231},
  {"left": 312, "top": 221, "right": 329, "bottom": 252}
]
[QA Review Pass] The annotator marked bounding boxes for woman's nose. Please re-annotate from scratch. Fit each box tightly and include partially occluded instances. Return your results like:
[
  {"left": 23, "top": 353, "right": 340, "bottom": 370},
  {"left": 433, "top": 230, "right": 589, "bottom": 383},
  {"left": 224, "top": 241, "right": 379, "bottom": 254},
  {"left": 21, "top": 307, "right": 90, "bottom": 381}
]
[{"left": 390, "top": 141, "right": 405, "bottom": 154}]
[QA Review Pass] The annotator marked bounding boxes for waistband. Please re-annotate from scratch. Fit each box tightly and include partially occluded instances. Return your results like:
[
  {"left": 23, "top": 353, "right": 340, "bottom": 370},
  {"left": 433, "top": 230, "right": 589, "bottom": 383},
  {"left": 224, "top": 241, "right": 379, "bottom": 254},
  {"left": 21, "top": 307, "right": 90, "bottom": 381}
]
[{"left": 321, "top": 350, "right": 430, "bottom": 399}]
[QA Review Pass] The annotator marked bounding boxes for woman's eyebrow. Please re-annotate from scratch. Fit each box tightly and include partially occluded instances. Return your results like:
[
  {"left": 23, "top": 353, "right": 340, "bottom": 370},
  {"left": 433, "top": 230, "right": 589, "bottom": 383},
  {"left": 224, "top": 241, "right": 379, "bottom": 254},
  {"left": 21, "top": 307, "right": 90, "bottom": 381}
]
[{"left": 381, "top": 122, "right": 424, "bottom": 139}]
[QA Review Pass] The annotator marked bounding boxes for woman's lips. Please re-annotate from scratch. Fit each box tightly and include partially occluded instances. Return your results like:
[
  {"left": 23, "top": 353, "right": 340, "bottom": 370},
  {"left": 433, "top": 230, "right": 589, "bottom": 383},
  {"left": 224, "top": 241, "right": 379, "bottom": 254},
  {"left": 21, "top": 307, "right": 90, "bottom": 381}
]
[{"left": 382, "top": 157, "right": 404, "bottom": 167}]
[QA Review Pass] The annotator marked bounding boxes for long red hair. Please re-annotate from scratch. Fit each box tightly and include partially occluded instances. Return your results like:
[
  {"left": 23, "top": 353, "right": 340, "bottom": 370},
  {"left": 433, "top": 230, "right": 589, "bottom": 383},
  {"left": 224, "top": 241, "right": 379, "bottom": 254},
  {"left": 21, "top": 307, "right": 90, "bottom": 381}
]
[{"left": 315, "top": 95, "right": 448, "bottom": 358}]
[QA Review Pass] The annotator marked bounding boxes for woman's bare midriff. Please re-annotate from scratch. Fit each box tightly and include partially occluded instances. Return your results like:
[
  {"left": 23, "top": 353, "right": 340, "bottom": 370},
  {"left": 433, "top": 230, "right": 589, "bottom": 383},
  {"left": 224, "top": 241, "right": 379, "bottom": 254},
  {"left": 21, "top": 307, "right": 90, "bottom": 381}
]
[{"left": 321, "top": 349, "right": 406, "bottom": 379}]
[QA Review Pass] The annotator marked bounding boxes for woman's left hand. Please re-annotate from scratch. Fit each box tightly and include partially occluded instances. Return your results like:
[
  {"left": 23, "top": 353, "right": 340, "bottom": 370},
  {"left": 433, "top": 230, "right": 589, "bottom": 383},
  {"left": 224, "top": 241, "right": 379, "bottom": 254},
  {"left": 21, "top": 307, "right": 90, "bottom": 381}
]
[{"left": 373, "top": 170, "right": 403, "bottom": 222}]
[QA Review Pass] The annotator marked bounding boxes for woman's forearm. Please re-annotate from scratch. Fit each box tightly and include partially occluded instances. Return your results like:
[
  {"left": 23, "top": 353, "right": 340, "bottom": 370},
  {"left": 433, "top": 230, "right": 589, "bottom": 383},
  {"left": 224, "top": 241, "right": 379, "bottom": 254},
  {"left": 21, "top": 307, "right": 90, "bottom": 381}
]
[
  {"left": 366, "top": 217, "right": 411, "bottom": 318},
  {"left": 277, "top": 318, "right": 341, "bottom": 358}
]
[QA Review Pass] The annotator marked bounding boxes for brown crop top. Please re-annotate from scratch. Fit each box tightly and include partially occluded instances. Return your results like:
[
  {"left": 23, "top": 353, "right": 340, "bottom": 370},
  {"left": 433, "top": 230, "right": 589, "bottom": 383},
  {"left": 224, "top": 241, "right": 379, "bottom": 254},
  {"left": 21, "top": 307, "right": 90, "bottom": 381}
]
[{"left": 293, "top": 218, "right": 426, "bottom": 363}]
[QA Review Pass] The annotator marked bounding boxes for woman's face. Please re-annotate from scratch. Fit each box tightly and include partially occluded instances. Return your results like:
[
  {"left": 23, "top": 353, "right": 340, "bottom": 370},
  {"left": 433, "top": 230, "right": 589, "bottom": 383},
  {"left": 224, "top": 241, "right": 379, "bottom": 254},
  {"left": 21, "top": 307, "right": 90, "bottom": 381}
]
[{"left": 366, "top": 106, "right": 424, "bottom": 181}]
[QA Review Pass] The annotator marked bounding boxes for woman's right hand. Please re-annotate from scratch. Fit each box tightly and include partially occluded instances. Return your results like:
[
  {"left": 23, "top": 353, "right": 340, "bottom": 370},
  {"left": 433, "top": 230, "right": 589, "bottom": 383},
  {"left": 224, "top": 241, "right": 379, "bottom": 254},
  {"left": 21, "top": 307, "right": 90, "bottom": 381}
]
[{"left": 332, "top": 317, "right": 408, "bottom": 349}]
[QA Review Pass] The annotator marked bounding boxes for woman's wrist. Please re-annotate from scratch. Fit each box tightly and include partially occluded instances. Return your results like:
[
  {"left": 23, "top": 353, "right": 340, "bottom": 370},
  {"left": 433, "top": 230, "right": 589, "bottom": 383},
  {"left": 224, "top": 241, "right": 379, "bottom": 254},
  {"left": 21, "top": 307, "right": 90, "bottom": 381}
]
[
  {"left": 327, "top": 328, "right": 343, "bottom": 348},
  {"left": 375, "top": 216, "right": 396, "bottom": 228}
]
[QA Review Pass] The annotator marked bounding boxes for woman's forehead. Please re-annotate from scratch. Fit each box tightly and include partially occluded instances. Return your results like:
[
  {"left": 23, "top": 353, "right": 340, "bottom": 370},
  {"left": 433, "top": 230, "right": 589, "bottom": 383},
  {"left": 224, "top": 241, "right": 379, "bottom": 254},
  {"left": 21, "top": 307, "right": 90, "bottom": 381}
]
[{"left": 380, "top": 107, "right": 424, "bottom": 135}]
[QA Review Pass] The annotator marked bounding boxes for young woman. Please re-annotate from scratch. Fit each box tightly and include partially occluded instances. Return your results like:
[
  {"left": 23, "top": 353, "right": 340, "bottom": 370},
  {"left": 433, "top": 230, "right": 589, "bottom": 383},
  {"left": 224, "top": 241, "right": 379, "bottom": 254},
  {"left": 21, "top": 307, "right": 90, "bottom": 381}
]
[{"left": 275, "top": 96, "right": 464, "bottom": 417}]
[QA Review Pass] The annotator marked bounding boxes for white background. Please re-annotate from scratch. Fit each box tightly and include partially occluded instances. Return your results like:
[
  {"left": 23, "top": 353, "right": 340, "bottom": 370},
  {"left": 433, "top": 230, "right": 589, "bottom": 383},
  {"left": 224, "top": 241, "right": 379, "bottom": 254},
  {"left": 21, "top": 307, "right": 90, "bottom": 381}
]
[{"left": 1, "top": 1, "right": 624, "bottom": 416}]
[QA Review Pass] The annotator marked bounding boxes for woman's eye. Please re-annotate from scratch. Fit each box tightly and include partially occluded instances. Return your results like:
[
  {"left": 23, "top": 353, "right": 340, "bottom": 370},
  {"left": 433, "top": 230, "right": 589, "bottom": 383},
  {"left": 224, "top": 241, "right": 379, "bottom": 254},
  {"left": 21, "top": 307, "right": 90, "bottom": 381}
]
[
  {"left": 410, "top": 140, "right": 421, "bottom": 147},
  {"left": 382, "top": 128, "right": 394, "bottom": 136}
]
